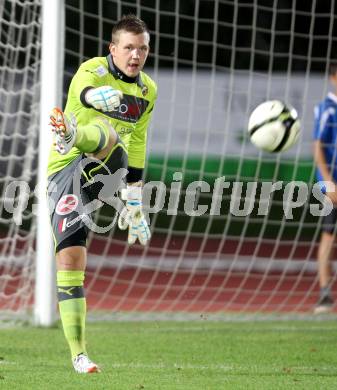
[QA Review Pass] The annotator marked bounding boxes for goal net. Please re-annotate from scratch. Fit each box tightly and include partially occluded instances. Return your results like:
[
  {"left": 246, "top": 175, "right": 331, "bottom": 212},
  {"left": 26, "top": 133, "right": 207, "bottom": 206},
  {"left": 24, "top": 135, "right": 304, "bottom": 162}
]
[
  {"left": 0, "top": 0, "right": 40, "bottom": 322},
  {"left": 1, "top": 0, "right": 336, "bottom": 322}
]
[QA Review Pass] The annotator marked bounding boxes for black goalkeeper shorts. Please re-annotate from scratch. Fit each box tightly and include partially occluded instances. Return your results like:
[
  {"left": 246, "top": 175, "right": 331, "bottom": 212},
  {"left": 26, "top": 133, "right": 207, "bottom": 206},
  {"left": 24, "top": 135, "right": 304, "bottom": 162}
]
[
  {"left": 321, "top": 207, "right": 337, "bottom": 234},
  {"left": 47, "top": 142, "right": 127, "bottom": 253}
]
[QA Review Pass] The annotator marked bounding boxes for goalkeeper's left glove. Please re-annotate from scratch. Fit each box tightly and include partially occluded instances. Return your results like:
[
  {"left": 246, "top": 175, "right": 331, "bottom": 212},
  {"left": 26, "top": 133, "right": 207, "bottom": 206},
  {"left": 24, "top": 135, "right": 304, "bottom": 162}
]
[
  {"left": 85, "top": 86, "right": 123, "bottom": 112},
  {"left": 118, "top": 185, "right": 151, "bottom": 245}
]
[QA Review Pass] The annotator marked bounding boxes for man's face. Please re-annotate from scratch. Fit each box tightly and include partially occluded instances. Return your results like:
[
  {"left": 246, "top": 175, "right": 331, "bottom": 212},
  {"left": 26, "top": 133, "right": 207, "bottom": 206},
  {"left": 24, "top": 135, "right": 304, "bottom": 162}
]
[{"left": 109, "top": 31, "right": 150, "bottom": 77}]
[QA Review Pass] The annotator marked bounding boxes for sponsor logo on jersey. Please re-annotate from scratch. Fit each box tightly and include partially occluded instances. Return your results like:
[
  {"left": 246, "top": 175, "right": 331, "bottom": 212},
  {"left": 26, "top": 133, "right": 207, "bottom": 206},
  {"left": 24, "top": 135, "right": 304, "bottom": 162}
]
[
  {"left": 56, "top": 194, "right": 79, "bottom": 216},
  {"left": 103, "top": 94, "right": 149, "bottom": 123},
  {"left": 127, "top": 103, "right": 141, "bottom": 117},
  {"left": 118, "top": 103, "right": 129, "bottom": 114},
  {"left": 117, "top": 125, "right": 133, "bottom": 136},
  {"left": 95, "top": 65, "right": 108, "bottom": 77},
  {"left": 141, "top": 85, "right": 148, "bottom": 96},
  {"left": 112, "top": 103, "right": 140, "bottom": 117},
  {"left": 58, "top": 213, "right": 89, "bottom": 233}
]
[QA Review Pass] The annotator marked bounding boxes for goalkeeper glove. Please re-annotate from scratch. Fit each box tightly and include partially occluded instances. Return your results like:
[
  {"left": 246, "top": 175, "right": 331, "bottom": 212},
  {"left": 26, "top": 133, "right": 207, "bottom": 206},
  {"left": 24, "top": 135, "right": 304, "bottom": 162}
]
[
  {"left": 85, "top": 86, "right": 123, "bottom": 112},
  {"left": 118, "top": 185, "right": 151, "bottom": 245}
]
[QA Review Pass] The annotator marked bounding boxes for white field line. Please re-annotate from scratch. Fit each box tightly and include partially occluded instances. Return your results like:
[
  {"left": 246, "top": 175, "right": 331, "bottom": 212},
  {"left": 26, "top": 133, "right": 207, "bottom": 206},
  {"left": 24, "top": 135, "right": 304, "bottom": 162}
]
[
  {"left": 87, "top": 255, "right": 319, "bottom": 273},
  {"left": 90, "top": 324, "right": 337, "bottom": 334},
  {"left": 108, "top": 362, "right": 337, "bottom": 373},
  {"left": 0, "top": 254, "right": 321, "bottom": 273}
]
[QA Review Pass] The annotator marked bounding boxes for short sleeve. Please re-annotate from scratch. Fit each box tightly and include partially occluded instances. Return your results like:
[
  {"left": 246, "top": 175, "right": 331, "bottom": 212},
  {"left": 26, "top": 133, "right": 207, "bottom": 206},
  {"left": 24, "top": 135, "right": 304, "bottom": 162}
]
[{"left": 313, "top": 105, "right": 335, "bottom": 143}]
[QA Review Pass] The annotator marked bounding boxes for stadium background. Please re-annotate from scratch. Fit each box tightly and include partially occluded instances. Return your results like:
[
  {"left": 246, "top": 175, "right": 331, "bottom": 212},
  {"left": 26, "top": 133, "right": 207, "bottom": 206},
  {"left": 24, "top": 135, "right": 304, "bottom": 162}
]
[{"left": 1, "top": 0, "right": 337, "bottom": 317}]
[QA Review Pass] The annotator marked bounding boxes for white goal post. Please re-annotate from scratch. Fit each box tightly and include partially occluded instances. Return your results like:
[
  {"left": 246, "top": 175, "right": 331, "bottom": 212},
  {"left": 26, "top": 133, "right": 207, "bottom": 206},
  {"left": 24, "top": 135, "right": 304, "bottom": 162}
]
[
  {"left": 34, "top": 0, "right": 64, "bottom": 326},
  {"left": 0, "top": 0, "right": 336, "bottom": 324}
]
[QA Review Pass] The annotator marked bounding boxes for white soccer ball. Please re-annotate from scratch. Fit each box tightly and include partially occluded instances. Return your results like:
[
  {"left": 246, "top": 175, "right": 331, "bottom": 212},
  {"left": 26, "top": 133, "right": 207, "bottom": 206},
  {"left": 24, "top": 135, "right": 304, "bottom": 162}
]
[{"left": 248, "top": 100, "right": 300, "bottom": 153}]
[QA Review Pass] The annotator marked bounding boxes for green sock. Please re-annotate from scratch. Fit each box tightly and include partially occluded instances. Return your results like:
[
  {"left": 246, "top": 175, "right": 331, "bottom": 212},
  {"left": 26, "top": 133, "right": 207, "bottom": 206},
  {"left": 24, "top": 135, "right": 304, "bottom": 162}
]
[
  {"left": 57, "top": 270, "right": 86, "bottom": 359},
  {"left": 75, "top": 118, "right": 110, "bottom": 153}
]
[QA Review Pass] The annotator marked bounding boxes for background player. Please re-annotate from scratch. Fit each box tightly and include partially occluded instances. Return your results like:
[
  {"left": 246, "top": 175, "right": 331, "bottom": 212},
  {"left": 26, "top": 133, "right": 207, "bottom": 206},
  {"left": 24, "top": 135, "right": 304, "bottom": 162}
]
[
  {"left": 313, "top": 62, "right": 337, "bottom": 314},
  {"left": 47, "top": 15, "right": 157, "bottom": 372}
]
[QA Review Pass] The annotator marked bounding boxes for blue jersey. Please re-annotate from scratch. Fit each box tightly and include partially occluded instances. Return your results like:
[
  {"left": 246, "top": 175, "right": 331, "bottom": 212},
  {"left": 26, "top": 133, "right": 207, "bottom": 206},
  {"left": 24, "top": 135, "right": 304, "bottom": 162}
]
[{"left": 313, "top": 92, "right": 337, "bottom": 184}]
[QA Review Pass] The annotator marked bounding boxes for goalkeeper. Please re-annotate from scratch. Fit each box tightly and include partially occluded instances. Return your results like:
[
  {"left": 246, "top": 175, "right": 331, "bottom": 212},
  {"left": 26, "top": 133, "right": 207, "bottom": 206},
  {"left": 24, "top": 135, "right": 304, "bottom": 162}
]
[{"left": 47, "top": 15, "right": 157, "bottom": 373}]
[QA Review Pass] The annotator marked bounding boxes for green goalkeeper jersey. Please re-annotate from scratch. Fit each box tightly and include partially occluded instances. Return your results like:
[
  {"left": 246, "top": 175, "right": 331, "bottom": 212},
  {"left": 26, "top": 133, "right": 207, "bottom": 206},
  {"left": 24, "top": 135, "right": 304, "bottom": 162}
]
[{"left": 47, "top": 54, "right": 157, "bottom": 177}]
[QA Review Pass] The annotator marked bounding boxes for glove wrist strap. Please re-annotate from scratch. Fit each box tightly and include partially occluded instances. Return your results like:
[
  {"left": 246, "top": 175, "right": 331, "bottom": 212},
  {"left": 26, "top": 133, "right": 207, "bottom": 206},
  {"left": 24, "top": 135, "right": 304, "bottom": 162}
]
[{"left": 121, "top": 185, "right": 142, "bottom": 201}]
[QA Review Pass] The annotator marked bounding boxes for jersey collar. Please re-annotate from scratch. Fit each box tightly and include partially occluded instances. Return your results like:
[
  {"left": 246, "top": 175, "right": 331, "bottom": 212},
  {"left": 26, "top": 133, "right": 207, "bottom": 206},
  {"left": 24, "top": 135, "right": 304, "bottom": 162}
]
[{"left": 106, "top": 54, "right": 144, "bottom": 90}]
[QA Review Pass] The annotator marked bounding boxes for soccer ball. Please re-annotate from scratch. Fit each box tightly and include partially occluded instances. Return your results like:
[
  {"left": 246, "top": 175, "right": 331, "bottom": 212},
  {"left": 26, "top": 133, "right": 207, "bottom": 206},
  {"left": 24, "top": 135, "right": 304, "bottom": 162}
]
[{"left": 248, "top": 100, "right": 300, "bottom": 152}]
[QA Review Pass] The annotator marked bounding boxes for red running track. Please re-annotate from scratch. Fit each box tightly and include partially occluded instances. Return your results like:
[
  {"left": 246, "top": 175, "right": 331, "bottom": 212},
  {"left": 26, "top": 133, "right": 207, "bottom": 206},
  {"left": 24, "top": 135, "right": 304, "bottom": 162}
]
[{"left": 0, "top": 235, "right": 331, "bottom": 313}]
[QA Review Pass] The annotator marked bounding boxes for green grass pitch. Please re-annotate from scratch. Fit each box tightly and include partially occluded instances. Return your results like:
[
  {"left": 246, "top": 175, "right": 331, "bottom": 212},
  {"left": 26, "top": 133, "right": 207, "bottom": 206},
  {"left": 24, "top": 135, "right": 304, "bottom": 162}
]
[{"left": 1, "top": 320, "right": 337, "bottom": 389}]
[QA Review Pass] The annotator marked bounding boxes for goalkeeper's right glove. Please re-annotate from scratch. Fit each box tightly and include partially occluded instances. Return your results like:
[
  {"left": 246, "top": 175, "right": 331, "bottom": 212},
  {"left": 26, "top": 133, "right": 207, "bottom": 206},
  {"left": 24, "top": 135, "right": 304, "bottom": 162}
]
[{"left": 85, "top": 86, "right": 123, "bottom": 112}]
